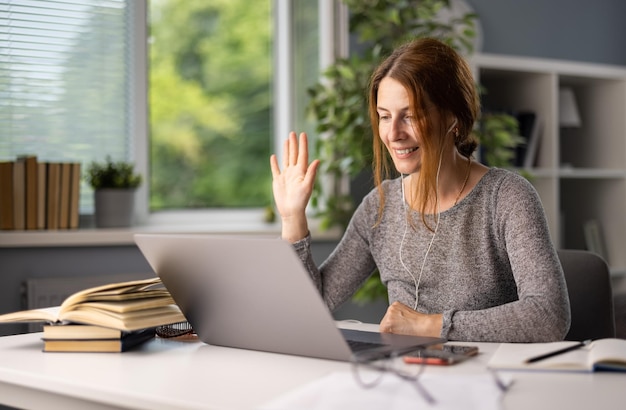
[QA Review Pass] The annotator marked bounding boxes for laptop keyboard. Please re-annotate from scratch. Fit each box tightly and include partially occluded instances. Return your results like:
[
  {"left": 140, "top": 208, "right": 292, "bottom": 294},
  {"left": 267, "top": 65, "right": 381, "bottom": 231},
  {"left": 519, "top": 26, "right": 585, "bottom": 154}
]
[{"left": 347, "top": 339, "right": 384, "bottom": 353}]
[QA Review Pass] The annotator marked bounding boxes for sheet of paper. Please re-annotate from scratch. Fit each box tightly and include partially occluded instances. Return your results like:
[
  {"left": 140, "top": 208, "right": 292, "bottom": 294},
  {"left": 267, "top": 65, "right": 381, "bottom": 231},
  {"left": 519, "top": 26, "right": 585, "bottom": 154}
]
[{"left": 259, "top": 371, "right": 510, "bottom": 410}]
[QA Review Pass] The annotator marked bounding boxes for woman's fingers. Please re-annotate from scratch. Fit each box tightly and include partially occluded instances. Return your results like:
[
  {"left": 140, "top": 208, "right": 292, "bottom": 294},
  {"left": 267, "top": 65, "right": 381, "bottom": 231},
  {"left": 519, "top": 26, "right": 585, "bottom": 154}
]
[
  {"left": 288, "top": 131, "right": 298, "bottom": 167},
  {"left": 269, "top": 154, "right": 280, "bottom": 178},
  {"left": 305, "top": 158, "right": 320, "bottom": 185},
  {"left": 277, "top": 131, "right": 310, "bottom": 171},
  {"left": 297, "top": 132, "right": 309, "bottom": 168},
  {"left": 281, "top": 136, "right": 290, "bottom": 169}
]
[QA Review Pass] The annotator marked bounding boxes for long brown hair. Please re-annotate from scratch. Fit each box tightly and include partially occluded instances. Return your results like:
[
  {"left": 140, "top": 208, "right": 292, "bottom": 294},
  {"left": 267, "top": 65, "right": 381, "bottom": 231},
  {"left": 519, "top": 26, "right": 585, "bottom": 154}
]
[{"left": 368, "top": 37, "right": 480, "bottom": 229}]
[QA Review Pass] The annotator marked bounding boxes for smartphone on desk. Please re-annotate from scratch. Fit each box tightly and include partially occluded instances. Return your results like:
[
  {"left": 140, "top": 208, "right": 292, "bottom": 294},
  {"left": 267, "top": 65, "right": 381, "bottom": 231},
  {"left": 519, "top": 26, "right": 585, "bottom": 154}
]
[{"left": 403, "top": 344, "right": 479, "bottom": 366}]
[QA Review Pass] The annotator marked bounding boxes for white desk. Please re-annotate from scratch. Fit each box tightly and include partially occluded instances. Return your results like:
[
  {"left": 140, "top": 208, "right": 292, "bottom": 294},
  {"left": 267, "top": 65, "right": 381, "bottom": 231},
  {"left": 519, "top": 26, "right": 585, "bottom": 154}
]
[{"left": 0, "top": 326, "right": 624, "bottom": 410}]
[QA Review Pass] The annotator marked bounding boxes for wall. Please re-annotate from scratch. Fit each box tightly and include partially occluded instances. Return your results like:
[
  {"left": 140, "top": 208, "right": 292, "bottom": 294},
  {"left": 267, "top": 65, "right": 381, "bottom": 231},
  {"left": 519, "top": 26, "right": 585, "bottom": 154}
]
[{"left": 467, "top": 0, "right": 626, "bottom": 66}]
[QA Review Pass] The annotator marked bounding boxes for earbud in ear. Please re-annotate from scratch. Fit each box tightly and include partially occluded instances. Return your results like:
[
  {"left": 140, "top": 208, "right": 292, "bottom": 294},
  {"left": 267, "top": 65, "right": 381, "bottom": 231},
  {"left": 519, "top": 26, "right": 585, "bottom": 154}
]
[{"left": 446, "top": 119, "right": 458, "bottom": 135}]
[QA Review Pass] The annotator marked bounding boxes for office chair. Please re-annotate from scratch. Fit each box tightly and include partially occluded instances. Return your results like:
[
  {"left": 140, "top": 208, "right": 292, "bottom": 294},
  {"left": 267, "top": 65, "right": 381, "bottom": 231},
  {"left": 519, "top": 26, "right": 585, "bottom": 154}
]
[{"left": 557, "top": 249, "right": 616, "bottom": 341}]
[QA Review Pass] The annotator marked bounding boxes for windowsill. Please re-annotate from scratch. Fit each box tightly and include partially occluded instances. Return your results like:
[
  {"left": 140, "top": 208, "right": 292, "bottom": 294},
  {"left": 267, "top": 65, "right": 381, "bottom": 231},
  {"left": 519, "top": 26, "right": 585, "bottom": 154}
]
[{"left": 0, "top": 210, "right": 342, "bottom": 247}]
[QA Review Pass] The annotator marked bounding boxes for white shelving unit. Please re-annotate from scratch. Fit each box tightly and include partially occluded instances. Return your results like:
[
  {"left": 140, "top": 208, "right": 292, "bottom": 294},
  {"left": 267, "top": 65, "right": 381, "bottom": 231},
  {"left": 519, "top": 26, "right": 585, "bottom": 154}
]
[{"left": 472, "top": 53, "right": 626, "bottom": 274}]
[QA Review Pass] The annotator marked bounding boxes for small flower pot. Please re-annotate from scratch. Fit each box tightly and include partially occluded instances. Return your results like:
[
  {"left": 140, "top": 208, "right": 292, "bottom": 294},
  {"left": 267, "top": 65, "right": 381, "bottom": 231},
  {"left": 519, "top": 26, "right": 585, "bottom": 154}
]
[{"left": 94, "top": 188, "right": 136, "bottom": 228}]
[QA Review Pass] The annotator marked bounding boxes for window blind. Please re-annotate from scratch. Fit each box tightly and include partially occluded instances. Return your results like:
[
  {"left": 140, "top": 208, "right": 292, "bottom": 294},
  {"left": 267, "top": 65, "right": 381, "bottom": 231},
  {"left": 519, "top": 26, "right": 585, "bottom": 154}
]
[{"left": 0, "top": 0, "right": 134, "bottom": 211}]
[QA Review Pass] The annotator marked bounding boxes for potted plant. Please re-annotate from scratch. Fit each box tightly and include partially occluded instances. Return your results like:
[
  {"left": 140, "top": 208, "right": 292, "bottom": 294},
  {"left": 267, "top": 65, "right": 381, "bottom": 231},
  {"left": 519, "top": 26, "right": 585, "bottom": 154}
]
[
  {"left": 85, "top": 156, "right": 142, "bottom": 228},
  {"left": 307, "top": 0, "right": 523, "bottom": 305}
]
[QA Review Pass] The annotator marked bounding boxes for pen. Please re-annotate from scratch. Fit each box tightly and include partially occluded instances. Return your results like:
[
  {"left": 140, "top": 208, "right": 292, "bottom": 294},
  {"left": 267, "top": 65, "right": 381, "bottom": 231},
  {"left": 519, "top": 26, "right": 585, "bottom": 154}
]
[{"left": 524, "top": 339, "right": 592, "bottom": 364}]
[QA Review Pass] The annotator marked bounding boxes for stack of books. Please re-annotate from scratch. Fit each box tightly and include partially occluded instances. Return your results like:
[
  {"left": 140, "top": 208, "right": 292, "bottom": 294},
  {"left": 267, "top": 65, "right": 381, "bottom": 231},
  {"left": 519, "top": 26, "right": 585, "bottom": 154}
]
[
  {"left": 0, "top": 155, "right": 81, "bottom": 231},
  {"left": 0, "top": 277, "right": 187, "bottom": 352}
]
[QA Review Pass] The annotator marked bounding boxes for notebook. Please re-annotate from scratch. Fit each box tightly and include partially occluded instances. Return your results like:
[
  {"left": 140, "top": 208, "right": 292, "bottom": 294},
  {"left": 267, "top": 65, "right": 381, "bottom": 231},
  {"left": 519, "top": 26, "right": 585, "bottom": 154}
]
[{"left": 134, "top": 233, "right": 444, "bottom": 361}]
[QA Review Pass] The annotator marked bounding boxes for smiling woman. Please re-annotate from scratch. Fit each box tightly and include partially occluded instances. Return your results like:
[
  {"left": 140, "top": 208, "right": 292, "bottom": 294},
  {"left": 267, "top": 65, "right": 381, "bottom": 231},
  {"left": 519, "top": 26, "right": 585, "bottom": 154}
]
[{"left": 270, "top": 37, "right": 571, "bottom": 343}]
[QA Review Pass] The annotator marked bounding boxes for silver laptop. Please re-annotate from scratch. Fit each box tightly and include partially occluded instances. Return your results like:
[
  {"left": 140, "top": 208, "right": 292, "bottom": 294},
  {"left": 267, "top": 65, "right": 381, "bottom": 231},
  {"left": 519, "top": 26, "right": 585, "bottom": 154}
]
[{"left": 134, "top": 233, "right": 444, "bottom": 361}]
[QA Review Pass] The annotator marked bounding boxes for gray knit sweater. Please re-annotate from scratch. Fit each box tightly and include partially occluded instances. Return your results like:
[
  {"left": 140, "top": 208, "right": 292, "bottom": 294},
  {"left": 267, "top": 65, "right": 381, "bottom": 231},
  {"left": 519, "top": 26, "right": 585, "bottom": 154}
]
[{"left": 293, "top": 168, "right": 571, "bottom": 342}]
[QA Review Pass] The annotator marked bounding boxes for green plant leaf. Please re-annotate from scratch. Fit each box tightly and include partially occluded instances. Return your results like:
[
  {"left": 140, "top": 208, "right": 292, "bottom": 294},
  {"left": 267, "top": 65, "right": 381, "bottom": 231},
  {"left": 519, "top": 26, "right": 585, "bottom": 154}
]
[{"left": 85, "top": 156, "right": 142, "bottom": 189}]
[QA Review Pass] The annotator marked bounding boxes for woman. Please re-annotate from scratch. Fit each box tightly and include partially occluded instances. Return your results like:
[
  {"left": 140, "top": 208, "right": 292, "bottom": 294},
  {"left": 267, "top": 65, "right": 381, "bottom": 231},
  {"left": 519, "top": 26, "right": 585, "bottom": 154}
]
[{"left": 270, "top": 37, "right": 570, "bottom": 342}]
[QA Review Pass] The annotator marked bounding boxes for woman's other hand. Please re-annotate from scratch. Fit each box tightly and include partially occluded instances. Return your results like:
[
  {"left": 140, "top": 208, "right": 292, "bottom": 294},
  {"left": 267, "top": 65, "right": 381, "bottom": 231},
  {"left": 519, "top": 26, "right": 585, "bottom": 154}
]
[{"left": 379, "top": 301, "right": 443, "bottom": 338}]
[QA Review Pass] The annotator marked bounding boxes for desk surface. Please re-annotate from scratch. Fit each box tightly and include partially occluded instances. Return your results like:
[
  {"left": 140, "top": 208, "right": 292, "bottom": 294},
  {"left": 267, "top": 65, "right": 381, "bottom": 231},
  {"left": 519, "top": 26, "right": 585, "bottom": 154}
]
[{"left": 0, "top": 325, "right": 625, "bottom": 410}]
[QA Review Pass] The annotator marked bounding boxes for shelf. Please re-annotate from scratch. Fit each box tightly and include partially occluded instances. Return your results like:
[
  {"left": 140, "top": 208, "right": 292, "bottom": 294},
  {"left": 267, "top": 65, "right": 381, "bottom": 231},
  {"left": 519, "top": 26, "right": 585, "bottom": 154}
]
[
  {"left": 474, "top": 53, "right": 626, "bottom": 271},
  {"left": 513, "top": 167, "right": 626, "bottom": 179},
  {"left": 0, "top": 218, "right": 342, "bottom": 248},
  {"left": 0, "top": 226, "right": 279, "bottom": 247},
  {"left": 557, "top": 168, "right": 626, "bottom": 178}
]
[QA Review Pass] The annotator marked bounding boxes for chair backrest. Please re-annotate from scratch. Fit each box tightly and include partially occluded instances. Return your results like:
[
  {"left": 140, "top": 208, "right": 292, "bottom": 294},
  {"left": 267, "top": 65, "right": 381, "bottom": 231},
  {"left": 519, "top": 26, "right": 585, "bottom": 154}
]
[{"left": 557, "top": 249, "right": 616, "bottom": 341}]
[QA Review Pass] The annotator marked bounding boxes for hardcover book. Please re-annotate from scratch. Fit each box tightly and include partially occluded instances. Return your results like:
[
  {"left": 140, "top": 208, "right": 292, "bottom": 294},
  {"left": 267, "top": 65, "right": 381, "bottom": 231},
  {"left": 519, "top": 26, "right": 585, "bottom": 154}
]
[
  {"left": 42, "top": 327, "right": 156, "bottom": 353},
  {"left": 46, "top": 162, "right": 60, "bottom": 230},
  {"left": 0, "top": 161, "right": 14, "bottom": 230},
  {"left": 12, "top": 157, "right": 26, "bottom": 230},
  {"left": 513, "top": 111, "right": 541, "bottom": 168},
  {"left": 68, "top": 162, "right": 81, "bottom": 229},
  {"left": 58, "top": 162, "right": 72, "bottom": 229},
  {"left": 22, "top": 155, "right": 38, "bottom": 230},
  {"left": 36, "top": 161, "right": 47, "bottom": 230},
  {"left": 44, "top": 324, "right": 129, "bottom": 340}
]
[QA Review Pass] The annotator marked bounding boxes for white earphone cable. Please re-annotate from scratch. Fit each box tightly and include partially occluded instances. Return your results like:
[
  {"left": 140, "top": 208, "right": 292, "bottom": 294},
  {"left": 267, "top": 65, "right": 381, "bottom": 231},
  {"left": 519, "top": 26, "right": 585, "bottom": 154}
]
[{"left": 399, "top": 119, "right": 456, "bottom": 310}]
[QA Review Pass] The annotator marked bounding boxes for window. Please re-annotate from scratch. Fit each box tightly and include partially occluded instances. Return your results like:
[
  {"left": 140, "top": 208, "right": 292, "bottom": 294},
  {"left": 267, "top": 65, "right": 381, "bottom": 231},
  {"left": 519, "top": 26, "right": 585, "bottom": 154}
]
[
  {"left": 148, "top": 0, "right": 273, "bottom": 210},
  {"left": 0, "top": 0, "right": 136, "bottom": 213},
  {"left": 1, "top": 0, "right": 333, "bottom": 225}
]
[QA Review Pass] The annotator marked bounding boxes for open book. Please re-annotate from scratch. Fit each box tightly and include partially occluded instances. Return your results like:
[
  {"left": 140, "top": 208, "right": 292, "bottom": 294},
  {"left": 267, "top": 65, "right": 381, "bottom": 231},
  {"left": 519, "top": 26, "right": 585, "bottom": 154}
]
[
  {"left": 0, "top": 277, "right": 186, "bottom": 331},
  {"left": 487, "top": 338, "right": 626, "bottom": 372}
]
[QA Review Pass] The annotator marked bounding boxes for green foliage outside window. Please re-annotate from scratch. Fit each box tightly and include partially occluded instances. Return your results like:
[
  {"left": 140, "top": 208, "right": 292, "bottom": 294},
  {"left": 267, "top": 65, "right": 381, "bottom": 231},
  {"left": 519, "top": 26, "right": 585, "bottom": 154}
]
[{"left": 148, "top": 0, "right": 272, "bottom": 209}]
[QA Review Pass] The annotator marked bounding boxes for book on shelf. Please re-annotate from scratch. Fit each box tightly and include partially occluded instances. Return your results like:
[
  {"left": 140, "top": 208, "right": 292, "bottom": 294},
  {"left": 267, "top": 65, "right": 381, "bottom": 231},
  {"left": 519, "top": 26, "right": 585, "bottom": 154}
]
[
  {"left": 12, "top": 157, "right": 26, "bottom": 230},
  {"left": 513, "top": 111, "right": 541, "bottom": 169},
  {"left": 68, "top": 162, "right": 81, "bottom": 229},
  {"left": 37, "top": 161, "right": 47, "bottom": 229},
  {"left": 0, "top": 161, "right": 14, "bottom": 230},
  {"left": 487, "top": 338, "right": 626, "bottom": 372},
  {"left": 522, "top": 114, "right": 541, "bottom": 169},
  {"left": 43, "top": 327, "right": 156, "bottom": 353},
  {"left": 46, "top": 162, "right": 61, "bottom": 230},
  {"left": 0, "top": 277, "right": 187, "bottom": 332},
  {"left": 58, "top": 162, "right": 72, "bottom": 229},
  {"left": 22, "top": 155, "right": 38, "bottom": 230},
  {"left": 0, "top": 157, "right": 81, "bottom": 231}
]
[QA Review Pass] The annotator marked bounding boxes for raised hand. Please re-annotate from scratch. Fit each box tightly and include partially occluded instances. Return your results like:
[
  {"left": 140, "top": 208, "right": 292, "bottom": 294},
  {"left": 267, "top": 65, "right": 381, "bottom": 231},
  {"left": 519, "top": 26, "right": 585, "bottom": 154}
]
[{"left": 270, "top": 132, "right": 320, "bottom": 242}]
